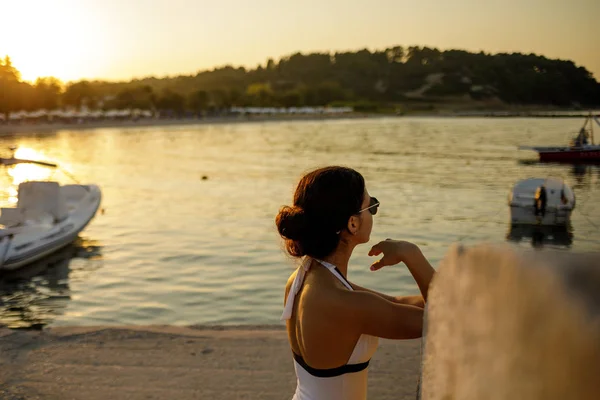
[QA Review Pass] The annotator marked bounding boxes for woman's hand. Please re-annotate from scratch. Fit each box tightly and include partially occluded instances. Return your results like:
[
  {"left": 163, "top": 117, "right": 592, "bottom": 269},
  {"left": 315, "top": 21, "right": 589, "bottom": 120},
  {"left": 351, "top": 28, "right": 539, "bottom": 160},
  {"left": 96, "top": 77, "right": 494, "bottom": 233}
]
[{"left": 368, "top": 239, "right": 421, "bottom": 271}]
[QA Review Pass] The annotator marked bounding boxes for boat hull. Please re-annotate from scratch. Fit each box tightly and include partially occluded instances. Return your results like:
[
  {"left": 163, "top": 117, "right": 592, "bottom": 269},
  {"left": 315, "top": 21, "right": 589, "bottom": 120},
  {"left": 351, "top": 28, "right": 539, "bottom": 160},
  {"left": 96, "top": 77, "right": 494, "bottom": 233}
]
[
  {"left": 509, "top": 205, "right": 572, "bottom": 226},
  {"left": 538, "top": 148, "right": 600, "bottom": 163},
  {"left": 0, "top": 185, "right": 101, "bottom": 271}
]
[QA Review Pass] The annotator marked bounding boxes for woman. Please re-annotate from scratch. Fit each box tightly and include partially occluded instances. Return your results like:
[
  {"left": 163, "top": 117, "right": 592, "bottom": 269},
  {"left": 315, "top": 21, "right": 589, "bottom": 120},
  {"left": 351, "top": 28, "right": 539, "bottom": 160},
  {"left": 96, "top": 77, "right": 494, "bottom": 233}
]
[{"left": 276, "top": 166, "right": 435, "bottom": 400}]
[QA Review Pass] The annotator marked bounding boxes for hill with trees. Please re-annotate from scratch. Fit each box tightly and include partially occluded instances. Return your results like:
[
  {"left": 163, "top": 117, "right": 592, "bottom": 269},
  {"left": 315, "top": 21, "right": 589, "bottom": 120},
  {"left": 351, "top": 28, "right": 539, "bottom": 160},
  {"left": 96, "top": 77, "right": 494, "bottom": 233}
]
[{"left": 1, "top": 46, "right": 599, "bottom": 118}]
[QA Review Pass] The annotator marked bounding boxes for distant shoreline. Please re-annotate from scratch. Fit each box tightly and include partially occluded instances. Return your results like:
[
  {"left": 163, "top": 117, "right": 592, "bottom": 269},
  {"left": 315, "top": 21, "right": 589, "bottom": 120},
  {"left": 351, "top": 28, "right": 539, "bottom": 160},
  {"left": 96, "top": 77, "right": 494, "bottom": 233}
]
[
  {"left": 0, "top": 110, "right": 594, "bottom": 136},
  {"left": 0, "top": 113, "right": 375, "bottom": 136}
]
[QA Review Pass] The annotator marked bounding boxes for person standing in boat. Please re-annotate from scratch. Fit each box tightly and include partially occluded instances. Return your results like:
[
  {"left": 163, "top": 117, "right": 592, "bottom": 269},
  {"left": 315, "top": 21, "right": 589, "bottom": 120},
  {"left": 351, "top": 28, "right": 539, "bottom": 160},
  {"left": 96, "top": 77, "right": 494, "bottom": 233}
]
[
  {"left": 574, "top": 128, "right": 588, "bottom": 147},
  {"left": 276, "top": 166, "right": 434, "bottom": 400}
]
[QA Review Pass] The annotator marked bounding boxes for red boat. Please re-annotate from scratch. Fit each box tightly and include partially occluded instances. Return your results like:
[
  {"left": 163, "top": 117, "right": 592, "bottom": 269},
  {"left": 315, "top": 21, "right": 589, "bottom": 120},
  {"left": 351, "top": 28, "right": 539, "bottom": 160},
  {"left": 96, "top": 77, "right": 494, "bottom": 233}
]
[{"left": 520, "top": 114, "right": 600, "bottom": 163}]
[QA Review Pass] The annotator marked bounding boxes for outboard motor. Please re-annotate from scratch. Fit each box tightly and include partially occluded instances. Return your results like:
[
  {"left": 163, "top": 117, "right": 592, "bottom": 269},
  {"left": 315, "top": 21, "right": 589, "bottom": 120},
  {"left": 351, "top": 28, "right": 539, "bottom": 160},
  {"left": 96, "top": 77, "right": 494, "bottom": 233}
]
[{"left": 534, "top": 185, "right": 547, "bottom": 217}]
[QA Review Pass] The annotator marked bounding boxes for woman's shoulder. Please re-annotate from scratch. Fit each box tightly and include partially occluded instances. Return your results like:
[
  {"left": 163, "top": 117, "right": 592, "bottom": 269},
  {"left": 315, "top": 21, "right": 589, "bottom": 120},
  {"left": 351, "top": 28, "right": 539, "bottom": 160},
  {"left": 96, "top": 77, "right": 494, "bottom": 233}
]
[
  {"left": 301, "top": 273, "right": 355, "bottom": 309},
  {"left": 285, "top": 269, "right": 298, "bottom": 290}
]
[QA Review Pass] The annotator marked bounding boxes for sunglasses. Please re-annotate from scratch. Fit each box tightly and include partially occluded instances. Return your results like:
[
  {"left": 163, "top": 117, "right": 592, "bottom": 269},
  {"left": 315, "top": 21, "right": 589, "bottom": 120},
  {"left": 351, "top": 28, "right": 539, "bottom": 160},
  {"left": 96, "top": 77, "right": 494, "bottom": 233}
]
[{"left": 358, "top": 197, "right": 380, "bottom": 215}]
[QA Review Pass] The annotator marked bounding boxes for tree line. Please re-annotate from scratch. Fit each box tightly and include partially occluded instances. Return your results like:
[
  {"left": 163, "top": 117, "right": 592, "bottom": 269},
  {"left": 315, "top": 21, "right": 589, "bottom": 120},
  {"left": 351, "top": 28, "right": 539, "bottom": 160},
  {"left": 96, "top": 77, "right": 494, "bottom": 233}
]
[{"left": 1, "top": 46, "right": 599, "bottom": 118}]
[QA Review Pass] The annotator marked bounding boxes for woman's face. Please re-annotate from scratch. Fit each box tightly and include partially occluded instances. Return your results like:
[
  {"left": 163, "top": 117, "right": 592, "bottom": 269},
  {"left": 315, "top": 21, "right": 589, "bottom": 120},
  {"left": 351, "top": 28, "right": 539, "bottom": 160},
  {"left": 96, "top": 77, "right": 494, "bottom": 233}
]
[{"left": 354, "top": 189, "right": 375, "bottom": 244}]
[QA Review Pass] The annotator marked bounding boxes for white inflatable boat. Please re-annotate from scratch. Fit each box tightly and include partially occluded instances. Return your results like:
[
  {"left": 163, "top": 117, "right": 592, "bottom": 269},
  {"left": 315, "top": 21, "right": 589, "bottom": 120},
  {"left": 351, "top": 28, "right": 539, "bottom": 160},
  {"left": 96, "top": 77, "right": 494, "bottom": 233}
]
[{"left": 0, "top": 157, "right": 101, "bottom": 271}]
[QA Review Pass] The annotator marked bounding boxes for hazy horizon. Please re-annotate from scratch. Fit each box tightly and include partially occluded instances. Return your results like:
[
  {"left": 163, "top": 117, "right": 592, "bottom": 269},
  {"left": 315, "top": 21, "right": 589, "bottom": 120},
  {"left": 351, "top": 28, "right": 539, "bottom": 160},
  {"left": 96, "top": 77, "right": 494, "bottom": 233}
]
[{"left": 2, "top": 0, "right": 598, "bottom": 83}]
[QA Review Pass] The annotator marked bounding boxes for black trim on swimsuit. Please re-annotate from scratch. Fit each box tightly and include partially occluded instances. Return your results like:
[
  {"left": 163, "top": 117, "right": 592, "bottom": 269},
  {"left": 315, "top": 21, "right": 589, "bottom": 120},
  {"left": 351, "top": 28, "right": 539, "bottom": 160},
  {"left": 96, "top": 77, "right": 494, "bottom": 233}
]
[
  {"left": 333, "top": 267, "right": 352, "bottom": 289},
  {"left": 292, "top": 352, "right": 370, "bottom": 378}
]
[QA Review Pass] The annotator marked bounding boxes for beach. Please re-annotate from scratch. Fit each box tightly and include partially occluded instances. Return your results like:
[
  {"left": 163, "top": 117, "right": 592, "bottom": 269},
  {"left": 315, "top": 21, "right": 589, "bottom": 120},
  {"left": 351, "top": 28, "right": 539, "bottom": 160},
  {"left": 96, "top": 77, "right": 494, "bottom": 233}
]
[{"left": 0, "top": 325, "right": 421, "bottom": 400}]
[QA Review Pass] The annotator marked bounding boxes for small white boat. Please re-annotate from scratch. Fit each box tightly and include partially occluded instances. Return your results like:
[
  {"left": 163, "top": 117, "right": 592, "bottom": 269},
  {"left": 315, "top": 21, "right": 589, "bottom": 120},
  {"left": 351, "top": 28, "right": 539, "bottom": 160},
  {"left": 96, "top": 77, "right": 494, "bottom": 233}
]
[
  {"left": 0, "top": 156, "right": 101, "bottom": 271},
  {"left": 508, "top": 177, "right": 575, "bottom": 226}
]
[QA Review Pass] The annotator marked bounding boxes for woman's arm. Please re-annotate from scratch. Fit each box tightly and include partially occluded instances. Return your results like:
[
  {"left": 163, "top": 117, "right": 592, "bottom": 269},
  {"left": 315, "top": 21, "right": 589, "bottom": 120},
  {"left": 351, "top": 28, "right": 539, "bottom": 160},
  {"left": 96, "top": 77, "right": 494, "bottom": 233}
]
[
  {"left": 349, "top": 282, "right": 425, "bottom": 308},
  {"left": 369, "top": 240, "right": 435, "bottom": 302},
  {"left": 334, "top": 289, "right": 425, "bottom": 340},
  {"left": 328, "top": 242, "right": 436, "bottom": 340}
]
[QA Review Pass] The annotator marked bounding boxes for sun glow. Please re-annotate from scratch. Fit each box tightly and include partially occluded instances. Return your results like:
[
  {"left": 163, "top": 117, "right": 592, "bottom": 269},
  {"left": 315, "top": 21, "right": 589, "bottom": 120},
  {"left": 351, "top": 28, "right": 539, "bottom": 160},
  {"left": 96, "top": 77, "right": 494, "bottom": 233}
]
[
  {"left": 5, "top": 148, "right": 54, "bottom": 203},
  {"left": 0, "top": 1, "right": 113, "bottom": 82}
]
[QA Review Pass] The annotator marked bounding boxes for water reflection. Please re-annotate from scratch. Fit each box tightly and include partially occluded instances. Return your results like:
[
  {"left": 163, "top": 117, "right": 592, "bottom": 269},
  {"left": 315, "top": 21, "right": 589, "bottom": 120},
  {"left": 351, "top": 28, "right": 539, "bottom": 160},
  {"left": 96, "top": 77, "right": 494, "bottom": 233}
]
[
  {"left": 571, "top": 164, "right": 590, "bottom": 177},
  {"left": 570, "top": 164, "right": 600, "bottom": 185},
  {"left": 1, "top": 146, "right": 58, "bottom": 205},
  {"left": 506, "top": 224, "right": 573, "bottom": 248},
  {"left": 0, "top": 237, "right": 102, "bottom": 329}
]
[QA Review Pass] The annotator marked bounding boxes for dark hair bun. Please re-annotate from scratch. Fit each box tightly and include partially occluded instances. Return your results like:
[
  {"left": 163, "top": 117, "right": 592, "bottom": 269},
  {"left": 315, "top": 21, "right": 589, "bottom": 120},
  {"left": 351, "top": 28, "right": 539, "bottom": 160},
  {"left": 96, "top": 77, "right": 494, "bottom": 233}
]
[
  {"left": 275, "top": 166, "right": 365, "bottom": 259},
  {"left": 276, "top": 206, "right": 307, "bottom": 241}
]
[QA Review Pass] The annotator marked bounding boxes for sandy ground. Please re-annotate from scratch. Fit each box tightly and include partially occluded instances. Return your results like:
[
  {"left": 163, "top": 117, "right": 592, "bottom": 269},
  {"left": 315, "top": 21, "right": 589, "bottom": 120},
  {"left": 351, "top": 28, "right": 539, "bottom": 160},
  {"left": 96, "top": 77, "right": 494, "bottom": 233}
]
[{"left": 0, "top": 325, "right": 421, "bottom": 400}]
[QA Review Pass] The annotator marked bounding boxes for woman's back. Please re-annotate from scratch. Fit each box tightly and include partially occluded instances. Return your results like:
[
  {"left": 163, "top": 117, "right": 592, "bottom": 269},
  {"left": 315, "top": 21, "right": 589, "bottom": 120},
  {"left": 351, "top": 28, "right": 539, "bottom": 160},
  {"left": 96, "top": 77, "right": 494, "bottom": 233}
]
[{"left": 283, "top": 258, "right": 379, "bottom": 400}]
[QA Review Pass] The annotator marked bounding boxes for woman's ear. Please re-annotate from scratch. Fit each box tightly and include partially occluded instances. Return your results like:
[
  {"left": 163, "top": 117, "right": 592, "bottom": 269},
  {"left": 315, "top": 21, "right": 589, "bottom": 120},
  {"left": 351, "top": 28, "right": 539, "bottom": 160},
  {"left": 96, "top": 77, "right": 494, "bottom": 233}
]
[{"left": 347, "top": 215, "right": 360, "bottom": 235}]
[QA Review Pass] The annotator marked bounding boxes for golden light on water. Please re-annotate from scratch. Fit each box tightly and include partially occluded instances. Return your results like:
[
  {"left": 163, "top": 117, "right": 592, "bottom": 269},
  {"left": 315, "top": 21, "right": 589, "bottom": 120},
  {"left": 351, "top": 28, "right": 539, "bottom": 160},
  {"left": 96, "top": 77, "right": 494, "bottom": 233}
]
[{"left": 5, "top": 148, "right": 54, "bottom": 204}]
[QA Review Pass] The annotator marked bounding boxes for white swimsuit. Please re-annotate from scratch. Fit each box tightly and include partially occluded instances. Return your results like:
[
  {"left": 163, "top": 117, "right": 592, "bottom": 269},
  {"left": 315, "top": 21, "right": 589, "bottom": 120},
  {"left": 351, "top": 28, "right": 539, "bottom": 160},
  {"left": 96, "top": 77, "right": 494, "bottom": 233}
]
[{"left": 282, "top": 257, "right": 379, "bottom": 400}]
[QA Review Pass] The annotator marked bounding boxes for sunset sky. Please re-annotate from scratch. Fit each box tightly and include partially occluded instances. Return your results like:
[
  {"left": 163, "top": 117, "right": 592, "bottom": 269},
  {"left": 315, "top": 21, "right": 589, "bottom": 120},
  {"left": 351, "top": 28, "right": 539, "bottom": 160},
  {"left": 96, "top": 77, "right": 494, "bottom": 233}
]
[{"left": 1, "top": 0, "right": 598, "bottom": 83}]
